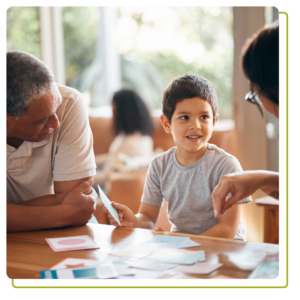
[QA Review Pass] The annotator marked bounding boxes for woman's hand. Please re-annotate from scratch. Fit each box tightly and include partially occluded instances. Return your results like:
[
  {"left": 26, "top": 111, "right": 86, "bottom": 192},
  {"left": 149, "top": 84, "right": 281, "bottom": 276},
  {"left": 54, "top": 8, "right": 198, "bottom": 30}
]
[
  {"left": 212, "top": 172, "right": 261, "bottom": 218},
  {"left": 212, "top": 171, "right": 279, "bottom": 217}
]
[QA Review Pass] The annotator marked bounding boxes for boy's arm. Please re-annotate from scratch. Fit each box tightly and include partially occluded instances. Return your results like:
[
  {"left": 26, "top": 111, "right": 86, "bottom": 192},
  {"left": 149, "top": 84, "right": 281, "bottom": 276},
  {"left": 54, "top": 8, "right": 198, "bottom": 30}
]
[
  {"left": 200, "top": 203, "right": 242, "bottom": 239},
  {"left": 104, "top": 202, "right": 161, "bottom": 229}
]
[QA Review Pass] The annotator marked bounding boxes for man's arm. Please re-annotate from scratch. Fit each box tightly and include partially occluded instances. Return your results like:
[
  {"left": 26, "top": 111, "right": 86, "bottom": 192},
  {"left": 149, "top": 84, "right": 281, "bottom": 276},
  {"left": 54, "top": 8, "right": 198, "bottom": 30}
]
[
  {"left": 200, "top": 203, "right": 242, "bottom": 239},
  {"left": 16, "top": 177, "right": 93, "bottom": 207},
  {"left": 7, "top": 177, "right": 96, "bottom": 232}
]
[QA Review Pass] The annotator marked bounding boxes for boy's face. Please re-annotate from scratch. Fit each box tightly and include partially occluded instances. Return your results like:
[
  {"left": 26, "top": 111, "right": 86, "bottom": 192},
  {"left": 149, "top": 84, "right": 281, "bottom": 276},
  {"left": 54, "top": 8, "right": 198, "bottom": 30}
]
[{"left": 161, "top": 97, "right": 218, "bottom": 165}]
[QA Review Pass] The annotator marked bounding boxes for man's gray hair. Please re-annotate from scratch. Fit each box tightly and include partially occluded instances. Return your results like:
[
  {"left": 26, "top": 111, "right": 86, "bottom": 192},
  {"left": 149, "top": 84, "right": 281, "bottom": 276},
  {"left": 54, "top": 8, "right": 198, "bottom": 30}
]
[{"left": 7, "top": 50, "right": 55, "bottom": 119}]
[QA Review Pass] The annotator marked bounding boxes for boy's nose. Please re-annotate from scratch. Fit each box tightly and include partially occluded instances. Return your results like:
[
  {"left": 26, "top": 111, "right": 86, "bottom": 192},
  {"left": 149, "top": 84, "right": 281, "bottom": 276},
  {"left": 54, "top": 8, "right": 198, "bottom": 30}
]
[{"left": 190, "top": 119, "right": 201, "bottom": 130}]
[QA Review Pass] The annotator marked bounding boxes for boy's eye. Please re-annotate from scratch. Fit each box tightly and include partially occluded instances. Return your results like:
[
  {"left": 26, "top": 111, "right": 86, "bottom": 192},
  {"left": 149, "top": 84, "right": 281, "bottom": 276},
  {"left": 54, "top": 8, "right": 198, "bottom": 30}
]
[
  {"left": 180, "top": 115, "right": 189, "bottom": 120},
  {"left": 200, "top": 115, "right": 209, "bottom": 120}
]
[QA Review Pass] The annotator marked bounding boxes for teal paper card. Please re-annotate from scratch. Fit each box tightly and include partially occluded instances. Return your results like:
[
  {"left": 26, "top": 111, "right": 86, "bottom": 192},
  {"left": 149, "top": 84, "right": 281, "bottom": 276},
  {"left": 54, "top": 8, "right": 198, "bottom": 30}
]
[
  {"left": 145, "top": 235, "right": 189, "bottom": 246},
  {"left": 97, "top": 185, "right": 121, "bottom": 226}
]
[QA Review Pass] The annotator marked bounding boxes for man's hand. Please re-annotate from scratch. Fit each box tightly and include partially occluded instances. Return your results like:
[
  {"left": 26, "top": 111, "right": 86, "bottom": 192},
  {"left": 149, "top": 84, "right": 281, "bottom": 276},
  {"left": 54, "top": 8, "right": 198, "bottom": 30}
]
[
  {"left": 60, "top": 178, "right": 97, "bottom": 227},
  {"left": 102, "top": 202, "right": 137, "bottom": 227}
]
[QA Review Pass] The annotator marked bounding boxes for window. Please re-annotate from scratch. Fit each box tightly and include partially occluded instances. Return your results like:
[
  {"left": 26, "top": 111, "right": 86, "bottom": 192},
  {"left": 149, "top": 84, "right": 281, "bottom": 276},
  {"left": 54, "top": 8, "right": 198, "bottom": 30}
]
[
  {"left": 116, "top": 6, "right": 234, "bottom": 118},
  {"left": 62, "top": 7, "right": 234, "bottom": 119},
  {"left": 7, "top": 7, "right": 41, "bottom": 58}
]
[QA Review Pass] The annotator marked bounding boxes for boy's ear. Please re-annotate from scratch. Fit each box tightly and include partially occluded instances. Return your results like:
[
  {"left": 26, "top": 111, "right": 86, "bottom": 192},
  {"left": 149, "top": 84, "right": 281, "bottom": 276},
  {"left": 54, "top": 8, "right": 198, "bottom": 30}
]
[
  {"left": 160, "top": 114, "right": 172, "bottom": 133},
  {"left": 213, "top": 114, "right": 219, "bottom": 128}
]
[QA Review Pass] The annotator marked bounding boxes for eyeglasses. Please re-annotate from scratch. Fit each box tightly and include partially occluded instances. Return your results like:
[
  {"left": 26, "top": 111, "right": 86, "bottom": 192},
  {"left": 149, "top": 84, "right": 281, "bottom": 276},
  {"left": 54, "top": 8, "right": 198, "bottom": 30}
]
[{"left": 245, "top": 90, "right": 264, "bottom": 117}]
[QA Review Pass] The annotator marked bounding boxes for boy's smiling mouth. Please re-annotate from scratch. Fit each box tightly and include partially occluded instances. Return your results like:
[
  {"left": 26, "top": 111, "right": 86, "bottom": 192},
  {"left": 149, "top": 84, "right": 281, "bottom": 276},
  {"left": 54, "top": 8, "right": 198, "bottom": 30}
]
[{"left": 186, "top": 135, "right": 202, "bottom": 140}]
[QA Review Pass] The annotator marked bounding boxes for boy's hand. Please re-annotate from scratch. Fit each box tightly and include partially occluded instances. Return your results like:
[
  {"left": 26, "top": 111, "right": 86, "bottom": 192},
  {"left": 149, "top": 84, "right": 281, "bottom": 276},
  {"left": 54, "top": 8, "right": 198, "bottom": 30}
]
[{"left": 102, "top": 202, "right": 137, "bottom": 227}]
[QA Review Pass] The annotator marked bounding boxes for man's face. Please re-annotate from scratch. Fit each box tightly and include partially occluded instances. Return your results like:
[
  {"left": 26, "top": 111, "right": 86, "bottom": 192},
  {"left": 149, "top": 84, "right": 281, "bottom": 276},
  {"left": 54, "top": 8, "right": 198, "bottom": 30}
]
[
  {"left": 7, "top": 89, "right": 62, "bottom": 144},
  {"left": 161, "top": 97, "right": 218, "bottom": 165}
]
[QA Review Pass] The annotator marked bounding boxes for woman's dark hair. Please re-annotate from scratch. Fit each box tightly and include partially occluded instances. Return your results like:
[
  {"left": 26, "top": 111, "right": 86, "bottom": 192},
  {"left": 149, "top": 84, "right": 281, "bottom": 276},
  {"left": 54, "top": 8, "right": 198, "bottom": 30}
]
[
  {"left": 241, "top": 21, "right": 279, "bottom": 105},
  {"left": 112, "top": 89, "right": 154, "bottom": 136}
]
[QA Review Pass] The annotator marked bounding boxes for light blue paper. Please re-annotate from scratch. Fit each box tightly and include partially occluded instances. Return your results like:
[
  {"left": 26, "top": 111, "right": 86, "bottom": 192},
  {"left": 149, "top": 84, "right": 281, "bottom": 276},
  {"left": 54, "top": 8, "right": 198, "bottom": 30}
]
[
  {"left": 145, "top": 235, "right": 189, "bottom": 247},
  {"left": 97, "top": 185, "right": 121, "bottom": 226},
  {"left": 140, "top": 242, "right": 178, "bottom": 249},
  {"left": 157, "top": 250, "right": 205, "bottom": 265}
]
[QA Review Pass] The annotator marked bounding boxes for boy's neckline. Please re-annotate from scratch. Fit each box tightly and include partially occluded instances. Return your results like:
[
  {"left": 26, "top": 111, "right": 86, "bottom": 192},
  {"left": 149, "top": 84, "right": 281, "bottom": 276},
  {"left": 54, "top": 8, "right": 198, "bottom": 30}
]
[{"left": 173, "top": 144, "right": 210, "bottom": 169}]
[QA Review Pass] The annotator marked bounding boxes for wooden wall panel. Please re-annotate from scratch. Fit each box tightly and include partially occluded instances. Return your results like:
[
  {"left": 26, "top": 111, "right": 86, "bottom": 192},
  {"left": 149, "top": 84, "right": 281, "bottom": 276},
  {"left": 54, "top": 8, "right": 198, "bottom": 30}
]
[{"left": 233, "top": 7, "right": 267, "bottom": 242}]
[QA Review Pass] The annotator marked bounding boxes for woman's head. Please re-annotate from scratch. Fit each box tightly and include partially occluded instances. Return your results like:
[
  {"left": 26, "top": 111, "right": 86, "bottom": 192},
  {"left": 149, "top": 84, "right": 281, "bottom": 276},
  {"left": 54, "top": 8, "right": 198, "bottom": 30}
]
[
  {"left": 242, "top": 21, "right": 279, "bottom": 117},
  {"left": 112, "top": 89, "right": 154, "bottom": 136}
]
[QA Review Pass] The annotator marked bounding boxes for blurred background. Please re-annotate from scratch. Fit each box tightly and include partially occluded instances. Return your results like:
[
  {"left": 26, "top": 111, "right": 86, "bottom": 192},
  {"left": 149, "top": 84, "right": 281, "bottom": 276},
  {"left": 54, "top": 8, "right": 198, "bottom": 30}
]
[{"left": 7, "top": 6, "right": 279, "bottom": 243}]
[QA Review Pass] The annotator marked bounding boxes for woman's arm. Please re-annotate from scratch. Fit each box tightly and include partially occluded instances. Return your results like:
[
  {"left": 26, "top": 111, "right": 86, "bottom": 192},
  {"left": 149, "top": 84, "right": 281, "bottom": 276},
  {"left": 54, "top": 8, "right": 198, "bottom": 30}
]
[{"left": 212, "top": 171, "right": 279, "bottom": 217}]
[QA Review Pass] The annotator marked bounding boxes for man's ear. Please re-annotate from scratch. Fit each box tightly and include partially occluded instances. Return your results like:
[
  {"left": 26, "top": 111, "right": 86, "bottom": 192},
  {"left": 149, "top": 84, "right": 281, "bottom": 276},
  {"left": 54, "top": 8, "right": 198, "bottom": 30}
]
[
  {"left": 213, "top": 114, "right": 219, "bottom": 128},
  {"left": 160, "top": 114, "right": 172, "bottom": 133}
]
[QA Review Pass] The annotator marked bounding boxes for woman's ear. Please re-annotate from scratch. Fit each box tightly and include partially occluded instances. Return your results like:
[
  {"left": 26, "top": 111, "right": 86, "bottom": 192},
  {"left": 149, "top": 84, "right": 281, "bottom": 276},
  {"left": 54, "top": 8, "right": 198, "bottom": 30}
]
[{"left": 160, "top": 114, "right": 172, "bottom": 133}]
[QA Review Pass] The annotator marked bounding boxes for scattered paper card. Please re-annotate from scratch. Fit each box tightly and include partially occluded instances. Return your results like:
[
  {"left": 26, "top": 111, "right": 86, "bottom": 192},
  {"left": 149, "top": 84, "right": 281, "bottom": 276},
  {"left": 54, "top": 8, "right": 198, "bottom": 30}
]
[
  {"left": 147, "top": 248, "right": 199, "bottom": 260},
  {"left": 45, "top": 235, "right": 100, "bottom": 252},
  {"left": 177, "top": 239, "right": 201, "bottom": 249},
  {"left": 248, "top": 253, "right": 279, "bottom": 279},
  {"left": 173, "top": 262, "right": 223, "bottom": 274},
  {"left": 157, "top": 250, "right": 205, "bottom": 265},
  {"left": 97, "top": 184, "right": 121, "bottom": 226},
  {"left": 140, "top": 242, "right": 178, "bottom": 249},
  {"left": 42, "top": 264, "right": 137, "bottom": 279},
  {"left": 112, "top": 246, "right": 158, "bottom": 259},
  {"left": 117, "top": 269, "right": 166, "bottom": 279},
  {"left": 114, "top": 264, "right": 136, "bottom": 276},
  {"left": 127, "top": 259, "right": 177, "bottom": 271},
  {"left": 50, "top": 258, "right": 100, "bottom": 269},
  {"left": 144, "top": 235, "right": 201, "bottom": 248},
  {"left": 40, "top": 264, "right": 118, "bottom": 279}
]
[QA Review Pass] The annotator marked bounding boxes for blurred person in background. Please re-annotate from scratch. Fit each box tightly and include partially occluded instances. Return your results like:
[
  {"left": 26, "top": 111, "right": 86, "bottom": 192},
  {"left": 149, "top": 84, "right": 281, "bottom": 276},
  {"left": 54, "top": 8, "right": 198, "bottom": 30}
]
[
  {"left": 213, "top": 21, "right": 279, "bottom": 218},
  {"left": 93, "top": 89, "right": 154, "bottom": 194}
]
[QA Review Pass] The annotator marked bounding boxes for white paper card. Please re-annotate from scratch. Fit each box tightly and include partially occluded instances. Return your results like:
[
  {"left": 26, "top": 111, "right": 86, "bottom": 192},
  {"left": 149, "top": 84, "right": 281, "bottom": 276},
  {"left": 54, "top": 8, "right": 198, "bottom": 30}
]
[{"left": 97, "top": 185, "right": 121, "bottom": 226}]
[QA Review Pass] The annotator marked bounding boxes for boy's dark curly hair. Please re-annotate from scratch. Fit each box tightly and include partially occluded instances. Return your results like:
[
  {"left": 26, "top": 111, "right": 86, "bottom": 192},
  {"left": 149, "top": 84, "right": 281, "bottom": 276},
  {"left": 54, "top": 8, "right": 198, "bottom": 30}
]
[{"left": 162, "top": 74, "right": 218, "bottom": 124}]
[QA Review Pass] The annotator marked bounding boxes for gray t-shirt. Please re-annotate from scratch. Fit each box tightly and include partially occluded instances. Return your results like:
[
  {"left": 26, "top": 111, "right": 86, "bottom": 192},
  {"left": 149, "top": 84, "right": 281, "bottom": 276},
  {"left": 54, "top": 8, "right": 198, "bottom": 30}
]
[{"left": 141, "top": 144, "right": 252, "bottom": 240}]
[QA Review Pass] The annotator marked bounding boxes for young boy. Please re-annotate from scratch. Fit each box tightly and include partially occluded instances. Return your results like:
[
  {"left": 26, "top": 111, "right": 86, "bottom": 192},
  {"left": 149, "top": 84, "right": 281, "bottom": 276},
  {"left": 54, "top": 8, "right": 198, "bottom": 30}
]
[{"left": 103, "top": 74, "right": 251, "bottom": 240}]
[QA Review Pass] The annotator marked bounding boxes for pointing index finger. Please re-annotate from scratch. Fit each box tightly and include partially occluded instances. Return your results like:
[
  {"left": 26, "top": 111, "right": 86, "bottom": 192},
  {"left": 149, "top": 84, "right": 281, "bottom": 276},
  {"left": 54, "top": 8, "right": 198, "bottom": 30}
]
[{"left": 212, "top": 180, "right": 231, "bottom": 217}]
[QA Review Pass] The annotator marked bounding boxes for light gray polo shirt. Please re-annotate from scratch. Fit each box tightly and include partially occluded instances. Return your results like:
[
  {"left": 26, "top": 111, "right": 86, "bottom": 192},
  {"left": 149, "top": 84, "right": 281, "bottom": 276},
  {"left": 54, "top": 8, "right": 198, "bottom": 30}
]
[
  {"left": 141, "top": 144, "right": 252, "bottom": 240},
  {"left": 7, "top": 85, "right": 96, "bottom": 203}
]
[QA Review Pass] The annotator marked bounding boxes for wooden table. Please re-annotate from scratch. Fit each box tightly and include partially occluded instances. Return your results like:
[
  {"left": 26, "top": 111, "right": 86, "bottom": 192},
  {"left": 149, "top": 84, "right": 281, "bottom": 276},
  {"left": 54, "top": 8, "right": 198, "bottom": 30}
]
[
  {"left": 255, "top": 196, "right": 279, "bottom": 244},
  {"left": 7, "top": 224, "right": 279, "bottom": 279}
]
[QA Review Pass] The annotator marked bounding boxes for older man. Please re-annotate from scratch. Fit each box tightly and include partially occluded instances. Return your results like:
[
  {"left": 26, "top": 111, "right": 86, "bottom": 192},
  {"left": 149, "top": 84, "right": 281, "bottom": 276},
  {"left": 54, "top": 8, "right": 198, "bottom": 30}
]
[{"left": 7, "top": 51, "right": 97, "bottom": 232}]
